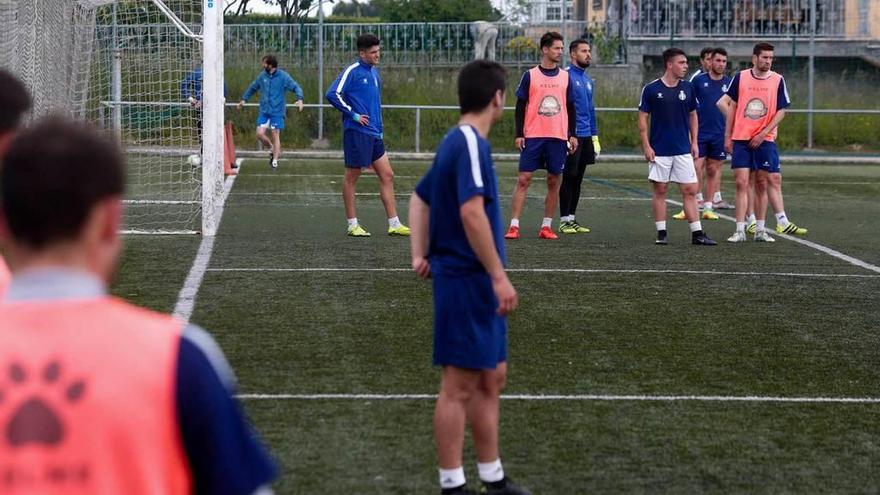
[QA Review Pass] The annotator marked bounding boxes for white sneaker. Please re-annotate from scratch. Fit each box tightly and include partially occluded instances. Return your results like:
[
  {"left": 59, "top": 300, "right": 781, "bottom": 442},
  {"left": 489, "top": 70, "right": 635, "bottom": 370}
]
[
  {"left": 726, "top": 231, "right": 747, "bottom": 243},
  {"left": 271, "top": 159, "right": 278, "bottom": 169},
  {"left": 754, "top": 230, "right": 775, "bottom": 242}
]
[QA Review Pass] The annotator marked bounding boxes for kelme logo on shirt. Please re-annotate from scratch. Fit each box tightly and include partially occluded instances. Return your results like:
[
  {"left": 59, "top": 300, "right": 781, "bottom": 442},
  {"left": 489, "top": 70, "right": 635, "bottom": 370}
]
[
  {"left": 678, "top": 90, "right": 686, "bottom": 100},
  {"left": 722, "top": 84, "right": 729, "bottom": 92},
  {"left": 0, "top": 360, "right": 91, "bottom": 488},
  {"left": 537, "top": 95, "right": 562, "bottom": 116},
  {"left": 744, "top": 98, "right": 768, "bottom": 120}
]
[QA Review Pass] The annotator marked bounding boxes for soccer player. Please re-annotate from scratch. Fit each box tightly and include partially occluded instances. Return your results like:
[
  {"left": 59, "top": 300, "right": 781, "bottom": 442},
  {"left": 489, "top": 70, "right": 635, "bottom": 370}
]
[
  {"left": 0, "top": 118, "right": 277, "bottom": 494},
  {"left": 558, "top": 38, "right": 599, "bottom": 234},
  {"left": 688, "top": 46, "right": 714, "bottom": 82},
  {"left": 237, "top": 54, "right": 303, "bottom": 169},
  {"left": 410, "top": 60, "right": 530, "bottom": 495},
  {"left": 326, "top": 33, "right": 410, "bottom": 237},
  {"left": 0, "top": 69, "right": 31, "bottom": 299},
  {"left": 717, "top": 42, "right": 807, "bottom": 242},
  {"left": 505, "top": 31, "right": 578, "bottom": 240},
  {"left": 674, "top": 47, "right": 733, "bottom": 221},
  {"left": 181, "top": 63, "right": 230, "bottom": 164},
  {"left": 638, "top": 48, "right": 716, "bottom": 246}
]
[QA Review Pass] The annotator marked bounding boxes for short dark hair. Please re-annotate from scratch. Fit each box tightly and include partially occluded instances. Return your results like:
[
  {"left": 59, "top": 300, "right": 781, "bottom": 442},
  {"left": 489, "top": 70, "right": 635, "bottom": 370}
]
[
  {"left": 0, "top": 70, "right": 31, "bottom": 134},
  {"left": 458, "top": 60, "right": 507, "bottom": 115},
  {"left": 700, "top": 47, "right": 714, "bottom": 59},
  {"left": 540, "top": 31, "right": 564, "bottom": 49},
  {"left": 662, "top": 47, "right": 686, "bottom": 65},
  {"left": 357, "top": 33, "right": 380, "bottom": 51},
  {"left": 1, "top": 118, "right": 124, "bottom": 249},
  {"left": 753, "top": 42, "right": 774, "bottom": 56},
  {"left": 712, "top": 47, "right": 728, "bottom": 58},
  {"left": 569, "top": 38, "right": 590, "bottom": 53},
  {"left": 262, "top": 54, "right": 278, "bottom": 68}
]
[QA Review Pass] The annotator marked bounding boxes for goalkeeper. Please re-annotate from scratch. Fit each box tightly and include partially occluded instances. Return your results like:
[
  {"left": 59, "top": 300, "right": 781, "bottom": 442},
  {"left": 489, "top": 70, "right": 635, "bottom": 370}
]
[
  {"left": 237, "top": 55, "right": 303, "bottom": 169},
  {"left": 558, "top": 39, "right": 600, "bottom": 235},
  {"left": 180, "top": 63, "right": 229, "bottom": 163}
]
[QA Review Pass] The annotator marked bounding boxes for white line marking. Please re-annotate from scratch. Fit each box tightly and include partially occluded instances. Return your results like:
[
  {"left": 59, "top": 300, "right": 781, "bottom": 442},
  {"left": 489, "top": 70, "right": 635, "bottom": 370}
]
[
  {"left": 121, "top": 229, "right": 199, "bottom": 235},
  {"left": 237, "top": 393, "right": 880, "bottom": 404},
  {"left": 664, "top": 198, "right": 880, "bottom": 274},
  {"left": 604, "top": 179, "right": 880, "bottom": 185},
  {"left": 172, "top": 170, "right": 240, "bottom": 322},
  {"left": 206, "top": 267, "right": 879, "bottom": 278},
  {"left": 228, "top": 192, "right": 649, "bottom": 201},
  {"left": 123, "top": 199, "right": 200, "bottom": 205}
]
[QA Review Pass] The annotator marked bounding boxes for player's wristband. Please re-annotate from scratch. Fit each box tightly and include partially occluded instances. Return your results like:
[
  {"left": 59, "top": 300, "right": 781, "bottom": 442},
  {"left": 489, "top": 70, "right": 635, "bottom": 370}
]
[{"left": 352, "top": 113, "right": 362, "bottom": 123}]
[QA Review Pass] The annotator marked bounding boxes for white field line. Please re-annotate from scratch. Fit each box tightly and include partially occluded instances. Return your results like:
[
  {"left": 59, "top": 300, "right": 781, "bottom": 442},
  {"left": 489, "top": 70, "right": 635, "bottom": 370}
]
[
  {"left": 229, "top": 192, "right": 649, "bottom": 201},
  {"left": 237, "top": 393, "right": 880, "bottom": 404},
  {"left": 121, "top": 229, "right": 199, "bottom": 235},
  {"left": 664, "top": 198, "right": 880, "bottom": 274},
  {"left": 206, "top": 267, "right": 879, "bottom": 278},
  {"left": 172, "top": 170, "right": 240, "bottom": 322},
  {"left": 244, "top": 174, "right": 880, "bottom": 186}
]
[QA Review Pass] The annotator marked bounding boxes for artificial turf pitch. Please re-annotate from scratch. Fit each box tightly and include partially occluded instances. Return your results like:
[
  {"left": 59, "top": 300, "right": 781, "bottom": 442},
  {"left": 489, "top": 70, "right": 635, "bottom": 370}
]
[{"left": 114, "top": 159, "right": 880, "bottom": 494}]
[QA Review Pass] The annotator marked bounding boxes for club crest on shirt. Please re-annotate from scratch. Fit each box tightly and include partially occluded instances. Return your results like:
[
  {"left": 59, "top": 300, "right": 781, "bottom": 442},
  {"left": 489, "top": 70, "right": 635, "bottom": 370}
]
[
  {"left": 537, "top": 95, "right": 562, "bottom": 116},
  {"left": 678, "top": 90, "right": 686, "bottom": 100},
  {"left": 744, "top": 98, "right": 768, "bottom": 119},
  {"left": 656, "top": 92, "right": 663, "bottom": 99}
]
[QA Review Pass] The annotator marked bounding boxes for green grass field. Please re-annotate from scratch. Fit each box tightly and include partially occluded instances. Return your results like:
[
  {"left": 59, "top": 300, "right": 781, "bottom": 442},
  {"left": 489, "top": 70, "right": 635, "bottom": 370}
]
[{"left": 114, "top": 158, "right": 880, "bottom": 494}]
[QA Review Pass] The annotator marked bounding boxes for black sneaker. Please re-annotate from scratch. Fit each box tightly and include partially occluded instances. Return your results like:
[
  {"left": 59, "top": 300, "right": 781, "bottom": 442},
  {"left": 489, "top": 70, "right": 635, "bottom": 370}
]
[
  {"left": 692, "top": 231, "right": 717, "bottom": 246},
  {"left": 442, "top": 485, "right": 477, "bottom": 495},
  {"left": 480, "top": 477, "right": 532, "bottom": 495},
  {"left": 655, "top": 229, "right": 668, "bottom": 245}
]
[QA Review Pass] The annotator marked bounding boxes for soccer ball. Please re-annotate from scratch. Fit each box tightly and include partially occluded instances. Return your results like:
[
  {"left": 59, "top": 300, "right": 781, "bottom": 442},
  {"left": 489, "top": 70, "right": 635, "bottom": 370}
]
[{"left": 187, "top": 154, "right": 201, "bottom": 167}]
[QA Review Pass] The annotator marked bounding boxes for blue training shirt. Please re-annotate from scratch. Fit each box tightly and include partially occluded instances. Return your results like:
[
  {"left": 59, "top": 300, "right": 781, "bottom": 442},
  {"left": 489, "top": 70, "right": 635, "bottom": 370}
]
[
  {"left": 180, "top": 67, "right": 228, "bottom": 101},
  {"left": 638, "top": 78, "right": 698, "bottom": 156},
  {"left": 692, "top": 72, "right": 733, "bottom": 143},
  {"left": 724, "top": 70, "right": 791, "bottom": 111},
  {"left": 241, "top": 68, "right": 304, "bottom": 118},
  {"left": 414, "top": 125, "right": 506, "bottom": 277},
  {"left": 325, "top": 59, "right": 384, "bottom": 137},
  {"left": 565, "top": 64, "right": 598, "bottom": 137}
]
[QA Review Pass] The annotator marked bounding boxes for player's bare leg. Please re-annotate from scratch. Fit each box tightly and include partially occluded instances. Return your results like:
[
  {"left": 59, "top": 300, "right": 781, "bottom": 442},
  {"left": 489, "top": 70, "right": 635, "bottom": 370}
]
[
  {"left": 255, "top": 125, "right": 272, "bottom": 149},
  {"left": 467, "top": 362, "right": 507, "bottom": 463},
  {"left": 540, "top": 173, "right": 561, "bottom": 238},
  {"left": 343, "top": 166, "right": 362, "bottom": 220},
  {"left": 510, "top": 171, "right": 532, "bottom": 222},
  {"left": 270, "top": 129, "right": 281, "bottom": 161},
  {"left": 705, "top": 158, "right": 723, "bottom": 207},
  {"left": 680, "top": 182, "right": 700, "bottom": 222},
  {"left": 752, "top": 170, "right": 773, "bottom": 241},
  {"left": 435, "top": 366, "right": 481, "bottom": 469},
  {"left": 733, "top": 169, "right": 750, "bottom": 223},
  {"left": 651, "top": 180, "right": 669, "bottom": 222},
  {"left": 371, "top": 153, "right": 398, "bottom": 219},
  {"left": 766, "top": 172, "right": 785, "bottom": 215}
]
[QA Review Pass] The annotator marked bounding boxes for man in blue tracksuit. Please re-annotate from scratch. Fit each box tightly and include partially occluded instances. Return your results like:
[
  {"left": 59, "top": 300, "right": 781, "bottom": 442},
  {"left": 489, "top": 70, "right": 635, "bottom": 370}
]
[
  {"left": 558, "top": 39, "right": 600, "bottom": 234},
  {"left": 326, "top": 33, "right": 410, "bottom": 238},
  {"left": 237, "top": 55, "right": 303, "bottom": 169}
]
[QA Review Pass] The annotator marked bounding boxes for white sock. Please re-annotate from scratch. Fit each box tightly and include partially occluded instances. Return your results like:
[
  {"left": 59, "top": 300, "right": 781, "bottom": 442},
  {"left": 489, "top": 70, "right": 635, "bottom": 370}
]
[
  {"left": 347, "top": 218, "right": 358, "bottom": 228},
  {"left": 736, "top": 222, "right": 746, "bottom": 233},
  {"left": 775, "top": 211, "right": 789, "bottom": 227},
  {"left": 655, "top": 221, "right": 667, "bottom": 231},
  {"left": 477, "top": 459, "right": 505, "bottom": 483},
  {"left": 542, "top": 217, "right": 552, "bottom": 228},
  {"left": 689, "top": 221, "right": 703, "bottom": 233},
  {"left": 713, "top": 191, "right": 723, "bottom": 203},
  {"left": 756, "top": 220, "right": 766, "bottom": 232},
  {"left": 439, "top": 467, "right": 466, "bottom": 489},
  {"left": 703, "top": 201, "right": 714, "bottom": 210},
  {"left": 747, "top": 213, "right": 756, "bottom": 224},
  {"left": 388, "top": 216, "right": 402, "bottom": 229},
  {"left": 696, "top": 192, "right": 704, "bottom": 203},
  {"left": 509, "top": 218, "right": 519, "bottom": 228},
  {"left": 562, "top": 215, "right": 574, "bottom": 223}
]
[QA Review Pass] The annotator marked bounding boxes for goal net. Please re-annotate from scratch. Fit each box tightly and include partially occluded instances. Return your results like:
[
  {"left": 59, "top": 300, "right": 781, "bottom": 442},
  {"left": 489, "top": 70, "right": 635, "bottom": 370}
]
[{"left": 0, "top": 0, "right": 224, "bottom": 235}]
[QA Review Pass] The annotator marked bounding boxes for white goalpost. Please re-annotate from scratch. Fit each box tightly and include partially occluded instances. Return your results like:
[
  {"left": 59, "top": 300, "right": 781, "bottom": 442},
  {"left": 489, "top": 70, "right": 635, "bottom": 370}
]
[{"left": 0, "top": 0, "right": 224, "bottom": 235}]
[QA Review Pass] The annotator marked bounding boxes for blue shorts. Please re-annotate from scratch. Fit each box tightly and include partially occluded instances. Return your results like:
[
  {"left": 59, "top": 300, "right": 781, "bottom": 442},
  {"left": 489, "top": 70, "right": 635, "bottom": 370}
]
[
  {"left": 256, "top": 112, "right": 285, "bottom": 130},
  {"left": 698, "top": 138, "right": 727, "bottom": 160},
  {"left": 731, "top": 140, "right": 780, "bottom": 173},
  {"left": 432, "top": 271, "right": 508, "bottom": 370},
  {"left": 519, "top": 138, "right": 567, "bottom": 175},
  {"left": 343, "top": 130, "right": 386, "bottom": 168}
]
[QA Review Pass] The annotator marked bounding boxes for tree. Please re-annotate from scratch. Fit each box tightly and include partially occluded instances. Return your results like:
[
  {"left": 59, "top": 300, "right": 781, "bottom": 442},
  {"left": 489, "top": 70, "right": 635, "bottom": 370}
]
[
  {"left": 372, "top": 0, "right": 496, "bottom": 22},
  {"left": 224, "top": 0, "right": 253, "bottom": 16},
  {"left": 264, "top": 0, "right": 333, "bottom": 23},
  {"left": 331, "top": 0, "right": 379, "bottom": 18}
]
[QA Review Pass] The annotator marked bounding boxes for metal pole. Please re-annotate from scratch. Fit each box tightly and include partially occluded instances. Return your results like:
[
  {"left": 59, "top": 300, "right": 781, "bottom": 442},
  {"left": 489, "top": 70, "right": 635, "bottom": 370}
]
[
  {"left": 202, "top": 0, "right": 224, "bottom": 235},
  {"left": 317, "top": 0, "right": 324, "bottom": 141},
  {"left": 111, "top": 3, "right": 122, "bottom": 142},
  {"left": 807, "top": 0, "right": 816, "bottom": 149},
  {"left": 415, "top": 107, "right": 421, "bottom": 153}
]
